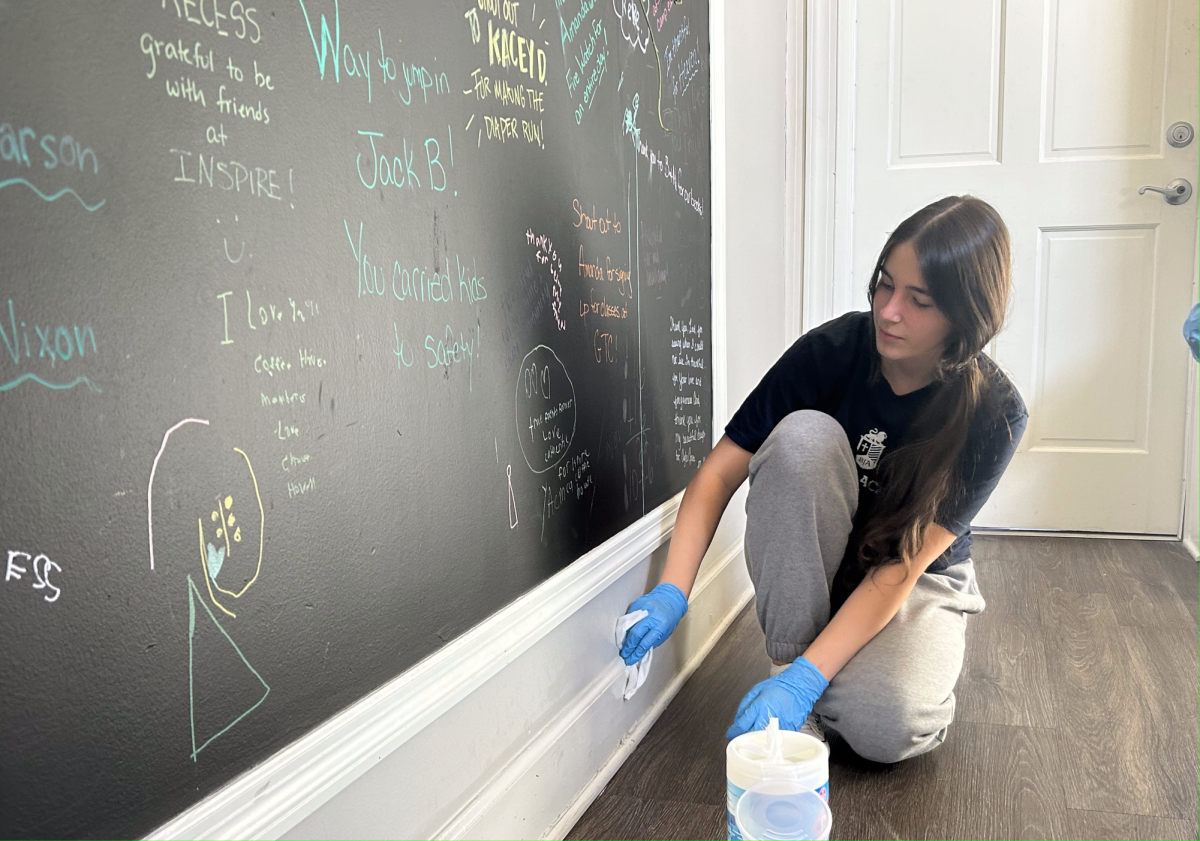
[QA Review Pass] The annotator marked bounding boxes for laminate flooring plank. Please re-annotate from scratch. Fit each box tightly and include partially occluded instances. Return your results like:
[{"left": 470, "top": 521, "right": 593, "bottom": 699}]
[
  {"left": 1065, "top": 808, "right": 1198, "bottom": 841},
  {"left": 1116, "top": 624, "right": 1199, "bottom": 823},
  {"left": 958, "top": 553, "right": 1058, "bottom": 727},
  {"left": 983, "top": 535, "right": 1109, "bottom": 594},
  {"left": 968, "top": 534, "right": 1005, "bottom": 562},
  {"left": 575, "top": 794, "right": 727, "bottom": 841},
  {"left": 1045, "top": 589, "right": 1183, "bottom": 818},
  {"left": 1147, "top": 542, "right": 1199, "bottom": 625},
  {"left": 566, "top": 793, "right": 648, "bottom": 841},
  {"left": 1091, "top": 541, "right": 1197, "bottom": 629},
  {"left": 600, "top": 603, "right": 771, "bottom": 806},
  {"left": 637, "top": 798, "right": 727, "bottom": 840},
  {"left": 972, "top": 553, "right": 1047, "bottom": 628},
  {"left": 1120, "top": 625, "right": 1199, "bottom": 723},
  {"left": 1136, "top": 814, "right": 1200, "bottom": 841},
  {"left": 825, "top": 740, "right": 941, "bottom": 841},
  {"left": 922, "top": 722, "right": 1068, "bottom": 841},
  {"left": 565, "top": 794, "right": 726, "bottom": 841},
  {"left": 957, "top": 607, "right": 1057, "bottom": 728}
]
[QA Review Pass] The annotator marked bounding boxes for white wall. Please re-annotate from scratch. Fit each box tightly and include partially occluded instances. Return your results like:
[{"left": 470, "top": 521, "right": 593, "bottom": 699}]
[
  {"left": 723, "top": 1, "right": 790, "bottom": 410},
  {"left": 1185, "top": 232, "right": 1198, "bottom": 559},
  {"left": 149, "top": 2, "right": 793, "bottom": 838}
]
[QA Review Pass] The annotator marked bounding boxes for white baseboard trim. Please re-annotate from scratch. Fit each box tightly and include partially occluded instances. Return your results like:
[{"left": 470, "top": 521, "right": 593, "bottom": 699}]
[
  {"left": 431, "top": 539, "right": 748, "bottom": 839},
  {"left": 972, "top": 528, "right": 1179, "bottom": 541},
  {"left": 544, "top": 565, "right": 752, "bottom": 840},
  {"left": 148, "top": 493, "right": 684, "bottom": 840},
  {"left": 1183, "top": 534, "right": 1199, "bottom": 561}
]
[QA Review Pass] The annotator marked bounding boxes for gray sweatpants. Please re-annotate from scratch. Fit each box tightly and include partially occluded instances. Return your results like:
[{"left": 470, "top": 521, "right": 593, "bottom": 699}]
[{"left": 743, "top": 410, "right": 985, "bottom": 763}]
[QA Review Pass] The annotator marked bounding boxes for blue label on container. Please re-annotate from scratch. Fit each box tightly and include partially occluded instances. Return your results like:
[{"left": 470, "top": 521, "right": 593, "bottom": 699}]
[{"left": 727, "top": 781, "right": 746, "bottom": 841}]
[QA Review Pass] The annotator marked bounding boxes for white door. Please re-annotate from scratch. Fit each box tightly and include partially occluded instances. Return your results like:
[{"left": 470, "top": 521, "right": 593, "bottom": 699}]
[{"left": 835, "top": 0, "right": 1200, "bottom": 533}]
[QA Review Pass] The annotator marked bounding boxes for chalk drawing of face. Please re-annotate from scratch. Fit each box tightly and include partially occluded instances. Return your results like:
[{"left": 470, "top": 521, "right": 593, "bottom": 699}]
[
  {"left": 147, "top": 418, "right": 272, "bottom": 761},
  {"left": 218, "top": 215, "right": 247, "bottom": 264},
  {"left": 148, "top": 420, "right": 266, "bottom": 618}
]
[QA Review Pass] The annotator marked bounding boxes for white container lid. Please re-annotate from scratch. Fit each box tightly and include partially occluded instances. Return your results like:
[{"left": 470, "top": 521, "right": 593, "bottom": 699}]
[
  {"left": 726, "top": 719, "right": 829, "bottom": 791},
  {"left": 735, "top": 780, "right": 832, "bottom": 841}
]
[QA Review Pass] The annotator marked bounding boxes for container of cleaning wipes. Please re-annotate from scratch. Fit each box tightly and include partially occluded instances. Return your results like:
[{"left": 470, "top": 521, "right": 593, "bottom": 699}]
[
  {"left": 726, "top": 718, "right": 830, "bottom": 840},
  {"left": 735, "top": 780, "right": 832, "bottom": 841}
]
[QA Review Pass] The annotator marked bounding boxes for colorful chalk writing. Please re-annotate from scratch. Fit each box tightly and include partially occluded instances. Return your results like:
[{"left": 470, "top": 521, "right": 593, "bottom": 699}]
[
  {"left": 515, "top": 345, "right": 577, "bottom": 473},
  {"left": 613, "top": 0, "right": 650, "bottom": 52},
  {"left": 1, "top": 123, "right": 100, "bottom": 174},
  {"left": 140, "top": 33, "right": 217, "bottom": 79},
  {"left": 392, "top": 322, "right": 483, "bottom": 392},
  {"left": 4, "top": 550, "right": 62, "bottom": 604},
  {"left": 641, "top": 223, "right": 668, "bottom": 288},
  {"left": 661, "top": 13, "right": 699, "bottom": 100},
  {"left": 353, "top": 127, "right": 454, "bottom": 193},
  {"left": 161, "top": 0, "right": 263, "bottom": 43},
  {"left": 559, "top": 5, "right": 609, "bottom": 126},
  {"left": 215, "top": 290, "right": 320, "bottom": 346},
  {"left": 0, "top": 300, "right": 102, "bottom": 394},
  {"left": 170, "top": 149, "right": 290, "bottom": 201},
  {"left": 344, "top": 221, "right": 487, "bottom": 305},
  {"left": 297, "top": 0, "right": 370, "bottom": 100},
  {"left": 1, "top": 123, "right": 105, "bottom": 210},
  {"left": 463, "top": 0, "right": 551, "bottom": 151},
  {"left": 649, "top": 0, "right": 684, "bottom": 31},
  {"left": 572, "top": 198, "right": 622, "bottom": 234},
  {"left": 526, "top": 229, "right": 566, "bottom": 330},
  {"left": 669, "top": 315, "right": 706, "bottom": 464}
]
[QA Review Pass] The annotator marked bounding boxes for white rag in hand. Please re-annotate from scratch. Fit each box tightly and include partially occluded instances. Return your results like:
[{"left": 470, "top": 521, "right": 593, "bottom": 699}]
[{"left": 614, "top": 609, "right": 652, "bottom": 700}]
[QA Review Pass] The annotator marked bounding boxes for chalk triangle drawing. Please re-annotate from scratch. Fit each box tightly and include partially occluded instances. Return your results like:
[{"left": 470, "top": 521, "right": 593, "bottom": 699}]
[{"left": 187, "top": 574, "right": 269, "bottom": 761}]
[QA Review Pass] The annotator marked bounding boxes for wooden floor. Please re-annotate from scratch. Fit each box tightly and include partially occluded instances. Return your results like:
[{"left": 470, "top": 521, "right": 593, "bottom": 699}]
[{"left": 567, "top": 536, "right": 1199, "bottom": 841}]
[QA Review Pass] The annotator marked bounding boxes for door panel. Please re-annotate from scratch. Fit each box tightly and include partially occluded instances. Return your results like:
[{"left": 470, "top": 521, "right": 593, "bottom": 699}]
[
  {"left": 1034, "top": 226, "right": 1155, "bottom": 449},
  {"left": 1043, "top": 0, "right": 1168, "bottom": 159},
  {"left": 844, "top": 0, "right": 1199, "bottom": 532},
  {"left": 890, "top": 0, "right": 1003, "bottom": 166}
]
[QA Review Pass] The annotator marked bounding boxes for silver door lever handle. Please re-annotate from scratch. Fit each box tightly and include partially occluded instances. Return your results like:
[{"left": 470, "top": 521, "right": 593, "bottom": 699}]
[{"left": 1138, "top": 178, "right": 1192, "bottom": 205}]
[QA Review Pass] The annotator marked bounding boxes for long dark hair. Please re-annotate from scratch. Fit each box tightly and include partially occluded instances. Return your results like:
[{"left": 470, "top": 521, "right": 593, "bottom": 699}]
[{"left": 854, "top": 196, "right": 1012, "bottom": 572}]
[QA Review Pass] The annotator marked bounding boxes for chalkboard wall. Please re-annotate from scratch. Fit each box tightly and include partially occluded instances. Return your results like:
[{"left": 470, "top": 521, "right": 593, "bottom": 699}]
[{"left": 0, "top": 1, "right": 710, "bottom": 837}]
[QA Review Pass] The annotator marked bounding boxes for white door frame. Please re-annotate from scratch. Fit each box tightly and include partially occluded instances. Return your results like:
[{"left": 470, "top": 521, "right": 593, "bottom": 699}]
[
  {"left": 790, "top": 0, "right": 859, "bottom": 335},
  {"left": 785, "top": 0, "right": 1194, "bottom": 542}
]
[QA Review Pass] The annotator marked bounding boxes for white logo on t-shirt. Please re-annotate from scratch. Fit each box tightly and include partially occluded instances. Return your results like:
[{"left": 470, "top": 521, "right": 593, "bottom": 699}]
[{"left": 855, "top": 428, "right": 887, "bottom": 470}]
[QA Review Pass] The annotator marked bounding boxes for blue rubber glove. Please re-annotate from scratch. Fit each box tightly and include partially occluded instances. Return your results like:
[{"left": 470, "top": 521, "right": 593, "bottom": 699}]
[
  {"left": 1184, "top": 303, "right": 1199, "bottom": 362},
  {"left": 619, "top": 583, "right": 689, "bottom": 665},
  {"left": 726, "top": 656, "right": 829, "bottom": 740}
]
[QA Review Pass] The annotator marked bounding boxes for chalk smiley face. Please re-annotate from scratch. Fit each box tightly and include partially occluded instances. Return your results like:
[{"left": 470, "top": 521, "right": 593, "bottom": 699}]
[{"left": 218, "top": 214, "right": 247, "bottom": 263}]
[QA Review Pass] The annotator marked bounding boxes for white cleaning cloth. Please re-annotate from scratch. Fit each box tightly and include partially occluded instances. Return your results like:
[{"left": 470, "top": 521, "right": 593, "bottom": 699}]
[{"left": 614, "top": 609, "right": 652, "bottom": 700}]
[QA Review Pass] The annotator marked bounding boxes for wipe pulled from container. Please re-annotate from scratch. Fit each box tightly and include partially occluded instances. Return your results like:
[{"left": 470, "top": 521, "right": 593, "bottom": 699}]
[
  {"left": 614, "top": 609, "right": 652, "bottom": 700},
  {"left": 726, "top": 717, "right": 832, "bottom": 839},
  {"left": 736, "top": 722, "right": 832, "bottom": 841}
]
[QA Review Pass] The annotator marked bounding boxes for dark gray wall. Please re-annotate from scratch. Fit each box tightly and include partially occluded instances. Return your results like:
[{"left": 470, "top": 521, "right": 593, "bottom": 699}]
[{"left": 0, "top": 2, "right": 711, "bottom": 837}]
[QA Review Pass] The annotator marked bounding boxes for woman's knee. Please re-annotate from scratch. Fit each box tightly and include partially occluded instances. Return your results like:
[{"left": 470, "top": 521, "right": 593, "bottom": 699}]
[
  {"left": 751, "top": 411, "right": 852, "bottom": 480},
  {"left": 821, "top": 691, "right": 954, "bottom": 764}
]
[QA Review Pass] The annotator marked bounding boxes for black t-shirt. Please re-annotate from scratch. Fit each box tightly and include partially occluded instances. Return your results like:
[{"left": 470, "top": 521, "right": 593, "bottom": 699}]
[{"left": 725, "top": 310, "right": 1028, "bottom": 576}]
